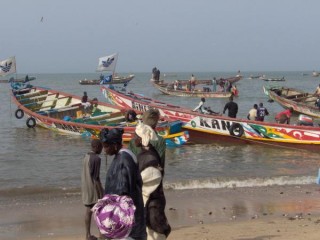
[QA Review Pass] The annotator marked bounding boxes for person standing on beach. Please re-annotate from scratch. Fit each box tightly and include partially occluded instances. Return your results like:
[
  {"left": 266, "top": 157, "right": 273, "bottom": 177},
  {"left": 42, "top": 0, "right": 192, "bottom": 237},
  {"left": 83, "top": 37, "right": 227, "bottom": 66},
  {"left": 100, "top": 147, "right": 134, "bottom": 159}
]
[
  {"left": 100, "top": 128, "right": 147, "bottom": 240},
  {"left": 129, "top": 109, "right": 166, "bottom": 171},
  {"left": 134, "top": 122, "right": 171, "bottom": 240},
  {"left": 81, "top": 139, "right": 104, "bottom": 240},
  {"left": 256, "top": 103, "right": 269, "bottom": 122},
  {"left": 223, "top": 96, "right": 238, "bottom": 118}
]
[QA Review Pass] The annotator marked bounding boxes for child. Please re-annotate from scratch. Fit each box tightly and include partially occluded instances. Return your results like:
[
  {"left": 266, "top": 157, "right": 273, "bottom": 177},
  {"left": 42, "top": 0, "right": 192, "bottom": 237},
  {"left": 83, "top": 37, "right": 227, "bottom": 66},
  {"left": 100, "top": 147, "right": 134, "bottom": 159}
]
[{"left": 81, "top": 139, "right": 104, "bottom": 240}]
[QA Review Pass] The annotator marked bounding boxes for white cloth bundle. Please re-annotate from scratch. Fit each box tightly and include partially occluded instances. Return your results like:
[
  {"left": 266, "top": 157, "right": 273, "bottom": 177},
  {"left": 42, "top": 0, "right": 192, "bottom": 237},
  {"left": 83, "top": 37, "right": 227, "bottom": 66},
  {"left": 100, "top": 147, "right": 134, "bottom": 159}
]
[{"left": 135, "top": 122, "right": 158, "bottom": 147}]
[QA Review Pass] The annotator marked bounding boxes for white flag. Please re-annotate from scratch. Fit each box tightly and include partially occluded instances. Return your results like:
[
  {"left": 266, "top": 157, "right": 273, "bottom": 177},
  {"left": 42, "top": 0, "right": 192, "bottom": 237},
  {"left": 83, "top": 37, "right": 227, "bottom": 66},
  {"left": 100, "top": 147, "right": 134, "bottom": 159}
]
[
  {"left": 0, "top": 56, "right": 16, "bottom": 76},
  {"left": 96, "top": 53, "right": 118, "bottom": 72}
]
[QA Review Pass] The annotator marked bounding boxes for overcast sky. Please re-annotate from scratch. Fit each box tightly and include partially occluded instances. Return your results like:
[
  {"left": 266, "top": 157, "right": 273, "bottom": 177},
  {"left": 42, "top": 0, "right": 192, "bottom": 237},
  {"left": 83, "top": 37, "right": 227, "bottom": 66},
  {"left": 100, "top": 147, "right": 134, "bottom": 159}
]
[{"left": 1, "top": 0, "right": 320, "bottom": 73}]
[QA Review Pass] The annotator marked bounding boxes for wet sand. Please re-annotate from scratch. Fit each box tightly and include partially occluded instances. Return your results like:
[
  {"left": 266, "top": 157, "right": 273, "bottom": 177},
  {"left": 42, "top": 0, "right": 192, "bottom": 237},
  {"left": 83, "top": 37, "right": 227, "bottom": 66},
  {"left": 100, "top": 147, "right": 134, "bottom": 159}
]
[{"left": 1, "top": 184, "right": 320, "bottom": 240}]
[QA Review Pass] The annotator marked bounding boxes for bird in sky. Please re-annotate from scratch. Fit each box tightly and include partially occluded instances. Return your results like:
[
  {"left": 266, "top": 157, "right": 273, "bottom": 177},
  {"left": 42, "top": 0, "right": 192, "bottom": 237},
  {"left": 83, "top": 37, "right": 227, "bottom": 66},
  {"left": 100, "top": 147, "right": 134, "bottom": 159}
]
[{"left": 40, "top": 17, "right": 43, "bottom": 22}]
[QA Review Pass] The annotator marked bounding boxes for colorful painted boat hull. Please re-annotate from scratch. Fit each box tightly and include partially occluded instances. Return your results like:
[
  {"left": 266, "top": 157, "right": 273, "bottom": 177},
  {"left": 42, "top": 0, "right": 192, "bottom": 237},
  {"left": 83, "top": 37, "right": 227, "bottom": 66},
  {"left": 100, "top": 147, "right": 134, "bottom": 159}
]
[
  {"left": 11, "top": 86, "right": 188, "bottom": 146},
  {"left": 263, "top": 86, "right": 320, "bottom": 118},
  {"left": 101, "top": 86, "right": 320, "bottom": 149}
]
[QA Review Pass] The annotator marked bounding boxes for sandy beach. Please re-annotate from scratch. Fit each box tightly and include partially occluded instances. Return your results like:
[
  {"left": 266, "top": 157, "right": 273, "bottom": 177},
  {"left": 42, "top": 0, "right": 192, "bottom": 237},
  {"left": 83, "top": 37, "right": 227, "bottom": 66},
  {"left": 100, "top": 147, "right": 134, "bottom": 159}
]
[{"left": 1, "top": 184, "right": 320, "bottom": 240}]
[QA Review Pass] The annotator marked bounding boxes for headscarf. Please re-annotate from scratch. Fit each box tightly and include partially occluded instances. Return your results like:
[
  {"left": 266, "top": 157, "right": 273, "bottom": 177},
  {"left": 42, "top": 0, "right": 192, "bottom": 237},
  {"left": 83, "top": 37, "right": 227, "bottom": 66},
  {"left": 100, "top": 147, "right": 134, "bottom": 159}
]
[
  {"left": 92, "top": 194, "right": 136, "bottom": 239},
  {"left": 142, "top": 109, "right": 160, "bottom": 129},
  {"left": 99, "top": 128, "right": 123, "bottom": 144},
  {"left": 135, "top": 122, "right": 158, "bottom": 147}
]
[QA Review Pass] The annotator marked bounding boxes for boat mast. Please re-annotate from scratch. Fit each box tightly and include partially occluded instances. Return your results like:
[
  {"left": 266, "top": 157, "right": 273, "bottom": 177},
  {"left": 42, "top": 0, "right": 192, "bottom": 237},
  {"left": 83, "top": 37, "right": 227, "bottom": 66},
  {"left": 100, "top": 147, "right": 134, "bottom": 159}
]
[{"left": 15, "top": 56, "right": 18, "bottom": 80}]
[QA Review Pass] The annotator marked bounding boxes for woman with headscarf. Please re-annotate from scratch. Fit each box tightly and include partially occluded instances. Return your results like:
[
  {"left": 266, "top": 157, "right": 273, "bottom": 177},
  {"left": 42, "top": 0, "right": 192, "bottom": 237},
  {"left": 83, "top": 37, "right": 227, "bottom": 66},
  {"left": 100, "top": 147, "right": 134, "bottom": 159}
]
[
  {"left": 99, "top": 128, "right": 147, "bottom": 240},
  {"left": 134, "top": 123, "right": 171, "bottom": 240},
  {"left": 128, "top": 109, "right": 166, "bottom": 170}
]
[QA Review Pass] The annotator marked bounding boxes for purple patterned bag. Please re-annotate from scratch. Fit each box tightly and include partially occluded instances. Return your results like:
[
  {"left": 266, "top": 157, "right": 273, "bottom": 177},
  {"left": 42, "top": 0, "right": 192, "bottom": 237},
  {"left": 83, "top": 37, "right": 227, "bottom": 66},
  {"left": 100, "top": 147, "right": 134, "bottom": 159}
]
[{"left": 92, "top": 194, "right": 136, "bottom": 239}]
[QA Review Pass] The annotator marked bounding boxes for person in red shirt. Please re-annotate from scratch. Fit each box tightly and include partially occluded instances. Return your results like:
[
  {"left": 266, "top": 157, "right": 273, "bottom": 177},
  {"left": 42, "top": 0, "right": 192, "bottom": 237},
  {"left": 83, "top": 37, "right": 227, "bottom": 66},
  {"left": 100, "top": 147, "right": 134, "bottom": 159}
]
[{"left": 275, "top": 107, "right": 294, "bottom": 124}]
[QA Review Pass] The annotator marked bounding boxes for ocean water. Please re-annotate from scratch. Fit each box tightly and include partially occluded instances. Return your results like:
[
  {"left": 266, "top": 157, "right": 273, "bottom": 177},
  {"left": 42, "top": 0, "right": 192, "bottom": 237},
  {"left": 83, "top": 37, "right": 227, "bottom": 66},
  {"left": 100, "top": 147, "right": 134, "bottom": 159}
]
[{"left": 0, "top": 71, "right": 319, "bottom": 197}]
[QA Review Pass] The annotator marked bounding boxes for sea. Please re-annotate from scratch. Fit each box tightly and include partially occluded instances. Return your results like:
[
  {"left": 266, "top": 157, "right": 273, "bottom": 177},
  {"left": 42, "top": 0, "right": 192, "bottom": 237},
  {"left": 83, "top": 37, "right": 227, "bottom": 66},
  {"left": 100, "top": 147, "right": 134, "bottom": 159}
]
[{"left": 0, "top": 71, "right": 319, "bottom": 198}]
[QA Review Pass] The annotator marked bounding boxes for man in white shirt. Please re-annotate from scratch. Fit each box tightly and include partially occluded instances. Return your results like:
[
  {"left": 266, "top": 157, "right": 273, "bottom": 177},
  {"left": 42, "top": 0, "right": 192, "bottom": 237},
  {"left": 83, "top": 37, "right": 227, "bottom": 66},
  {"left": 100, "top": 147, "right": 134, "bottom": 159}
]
[
  {"left": 193, "top": 98, "right": 208, "bottom": 114},
  {"left": 247, "top": 104, "right": 258, "bottom": 120}
]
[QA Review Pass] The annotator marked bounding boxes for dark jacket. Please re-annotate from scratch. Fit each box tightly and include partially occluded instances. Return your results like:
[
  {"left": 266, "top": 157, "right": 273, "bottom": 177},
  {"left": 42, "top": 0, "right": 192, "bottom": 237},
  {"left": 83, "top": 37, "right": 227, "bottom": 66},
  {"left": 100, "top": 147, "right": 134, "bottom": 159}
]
[
  {"left": 129, "top": 134, "right": 166, "bottom": 169},
  {"left": 105, "top": 150, "right": 147, "bottom": 240},
  {"left": 223, "top": 101, "right": 238, "bottom": 118},
  {"left": 138, "top": 146, "right": 171, "bottom": 237},
  {"left": 256, "top": 107, "right": 269, "bottom": 121}
]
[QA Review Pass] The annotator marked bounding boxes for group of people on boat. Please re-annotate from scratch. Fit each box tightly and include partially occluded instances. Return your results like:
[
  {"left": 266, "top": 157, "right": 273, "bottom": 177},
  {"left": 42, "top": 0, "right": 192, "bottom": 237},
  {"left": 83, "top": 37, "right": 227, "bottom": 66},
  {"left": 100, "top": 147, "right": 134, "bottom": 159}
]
[
  {"left": 173, "top": 80, "right": 183, "bottom": 91},
  {"left": 79, "top": 92, "right": 100, "bottom": 116},
  {"left": 192, "top": 96, "right": 298, "bottom": 125},
  {"left": 192, "top": 96, "right": 239, "bottom": 118},
  {"left": 171, "top": 74, "right": 238, "bottom": 96},
  {"left": 192, "top": 97, "right": 219, "bottom": 114},
  {"left": 215, "top": 78, "right": 238, "bottom": 95}
]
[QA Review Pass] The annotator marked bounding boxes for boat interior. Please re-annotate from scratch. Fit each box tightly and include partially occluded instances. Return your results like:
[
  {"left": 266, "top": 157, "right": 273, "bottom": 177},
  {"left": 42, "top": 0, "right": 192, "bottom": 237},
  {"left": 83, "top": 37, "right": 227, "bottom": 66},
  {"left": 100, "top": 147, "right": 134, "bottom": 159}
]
[
  {"left": 14, "top": 88, "right": 129, "bottom": 126},
  {"left": 13, "top": 88, "right": 187, "bottom": 139},
  {"left": 273, "top": 88, "right": 317, "bottom": 103}
]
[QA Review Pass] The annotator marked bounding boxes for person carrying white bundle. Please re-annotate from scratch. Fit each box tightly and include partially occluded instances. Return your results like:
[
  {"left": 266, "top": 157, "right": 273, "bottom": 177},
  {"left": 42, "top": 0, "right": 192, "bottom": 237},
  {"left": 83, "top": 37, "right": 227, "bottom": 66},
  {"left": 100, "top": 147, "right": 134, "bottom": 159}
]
[{"left": 133, "top": 122, "right": 171, "bottom": 240}]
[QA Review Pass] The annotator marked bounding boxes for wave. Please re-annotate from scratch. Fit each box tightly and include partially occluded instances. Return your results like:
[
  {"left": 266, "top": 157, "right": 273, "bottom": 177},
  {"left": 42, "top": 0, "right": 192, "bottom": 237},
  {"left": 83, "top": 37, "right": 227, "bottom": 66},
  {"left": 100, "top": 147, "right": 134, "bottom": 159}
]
[
  {"left": 0, "top": 176, "right": 316, "bottom": 198},
  {"left": 164, "top": 175, "right": 316, "bottom": 190},
  {"left": 0, "top": 186, "right": 80, "bottom": 199}
]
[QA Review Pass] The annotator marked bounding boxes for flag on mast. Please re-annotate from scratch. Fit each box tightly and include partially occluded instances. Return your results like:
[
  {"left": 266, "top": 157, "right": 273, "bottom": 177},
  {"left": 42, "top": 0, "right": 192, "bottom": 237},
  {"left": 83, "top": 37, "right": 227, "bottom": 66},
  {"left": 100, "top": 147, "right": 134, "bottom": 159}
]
[
  {"left": 96, "top": 53, "right": 118, "bottom": 72},
  {"left": 0, "top": 56, "right": 16, "bottom": 76}
]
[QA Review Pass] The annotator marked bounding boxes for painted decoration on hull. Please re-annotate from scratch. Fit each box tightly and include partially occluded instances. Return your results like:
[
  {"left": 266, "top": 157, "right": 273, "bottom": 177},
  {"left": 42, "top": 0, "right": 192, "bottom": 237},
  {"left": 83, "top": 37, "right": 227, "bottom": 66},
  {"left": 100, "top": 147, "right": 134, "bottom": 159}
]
[{"left": 187, "top": 116, "right": 320, "bottom": 143}]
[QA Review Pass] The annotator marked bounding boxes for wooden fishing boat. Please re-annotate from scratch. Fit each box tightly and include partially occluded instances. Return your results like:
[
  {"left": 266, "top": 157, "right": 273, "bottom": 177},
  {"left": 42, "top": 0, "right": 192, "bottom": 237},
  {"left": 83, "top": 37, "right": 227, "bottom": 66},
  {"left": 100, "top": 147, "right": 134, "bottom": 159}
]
[
  {"left": 151, "top": 75, "right": 241, "bottom": 98},
  {"left": 260, "top": 76, "right": 285, "bottom": 81},
  {"left": 79, "top": 74, "right": 135, "bottom": 85},
  {"left": 80, "top": 53, "right": 135, "bottom": 85},
  {"left": 151, "top": 81, "right": 232, "bottom": 98},
  {"left": 153, "top": 75, "right": 242, "bottom": 86},
  {"left": 101, "top": 86, "right": 320, "bottom": 149},
  {"left": 0, "top": 57, "right": 36, "bottom": 83},
  {"left": 216, "top": 76, "right": 242, "bottom": 84},
  {"left": 263, "top": 85, "right": 320, "bottom": 118},
  {"left": 248, "top": 75, "right": 262, "bottom": 80},
  {"left": 0, "top": 76, "right": 36, "bottom": 83},
  {"left": 10, "top": 85, "right": 189, "bottom": 146}
]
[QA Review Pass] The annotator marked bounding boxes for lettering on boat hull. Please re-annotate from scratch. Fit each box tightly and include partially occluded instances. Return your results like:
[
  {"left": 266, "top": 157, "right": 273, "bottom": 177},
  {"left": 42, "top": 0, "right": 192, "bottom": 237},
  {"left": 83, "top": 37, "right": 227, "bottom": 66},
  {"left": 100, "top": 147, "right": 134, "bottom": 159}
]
[
  {"left": 131, "top": 101, "right": 150, "bottom": 112},
  {"left": 189, "top": 117, "right": 233, "bottom": 134},
  {"left": 187, "top": 116, "right": 320, "bottom": 143}
]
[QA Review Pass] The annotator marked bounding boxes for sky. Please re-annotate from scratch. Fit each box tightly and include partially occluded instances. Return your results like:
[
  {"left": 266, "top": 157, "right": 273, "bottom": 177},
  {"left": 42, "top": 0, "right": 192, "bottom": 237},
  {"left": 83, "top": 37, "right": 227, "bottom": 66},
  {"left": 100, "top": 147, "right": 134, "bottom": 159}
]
[{"left": 1, "top": 0, "right": 320, "bottom": 73}]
